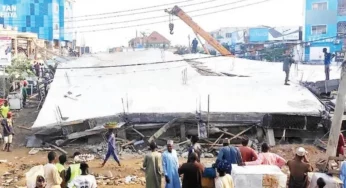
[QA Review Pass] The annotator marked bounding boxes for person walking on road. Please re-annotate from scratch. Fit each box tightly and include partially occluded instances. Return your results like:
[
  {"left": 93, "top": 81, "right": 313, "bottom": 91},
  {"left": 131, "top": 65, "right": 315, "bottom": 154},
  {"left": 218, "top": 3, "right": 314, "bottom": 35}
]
[
  {"left": 101, "top": 128, "right": 121, "bottom": 167},
  {"left": 162, "top": 140, "right": 181, "bottom": 188},
  {"left": 323, "top": 48, "right": 335, "bottom": 80},
  {"left": 143, "top": 141, "right": 162, "bottom": 188}
]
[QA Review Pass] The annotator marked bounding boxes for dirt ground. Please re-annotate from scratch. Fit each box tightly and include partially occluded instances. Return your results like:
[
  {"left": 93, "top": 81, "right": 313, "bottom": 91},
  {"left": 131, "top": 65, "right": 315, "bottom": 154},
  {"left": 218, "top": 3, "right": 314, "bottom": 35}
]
[{"left": 2, "top": 97, "right": 328, "bottom": 188}]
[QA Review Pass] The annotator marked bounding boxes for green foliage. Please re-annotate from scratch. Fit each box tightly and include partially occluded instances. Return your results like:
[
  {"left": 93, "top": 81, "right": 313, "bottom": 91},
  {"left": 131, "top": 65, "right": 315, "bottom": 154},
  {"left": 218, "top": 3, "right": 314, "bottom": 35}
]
[{"left": 6, "top": 56, "right": 34, "bottom": 81}]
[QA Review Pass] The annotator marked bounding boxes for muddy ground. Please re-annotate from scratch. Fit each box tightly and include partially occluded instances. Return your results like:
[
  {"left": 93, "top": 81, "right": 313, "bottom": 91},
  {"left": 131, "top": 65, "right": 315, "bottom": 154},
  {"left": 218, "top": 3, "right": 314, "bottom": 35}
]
[{"left": 2, "top": 97, "right": 327, "bottom": 188}]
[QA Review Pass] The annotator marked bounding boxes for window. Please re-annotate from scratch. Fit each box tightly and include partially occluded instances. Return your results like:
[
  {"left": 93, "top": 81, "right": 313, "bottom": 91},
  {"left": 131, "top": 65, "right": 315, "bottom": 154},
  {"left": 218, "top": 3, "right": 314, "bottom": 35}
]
[
  {"left": 338, "top": 0, "right": 346, "bottom": 15},
  {"left": 312, "top": 2, "right": 327, "bottom": 10},
  {"left": 311, "top": 25, "right": 327, "bottom": 35},
  {"left": 226, "top": 33, "right": 232, "bottom": 38}
]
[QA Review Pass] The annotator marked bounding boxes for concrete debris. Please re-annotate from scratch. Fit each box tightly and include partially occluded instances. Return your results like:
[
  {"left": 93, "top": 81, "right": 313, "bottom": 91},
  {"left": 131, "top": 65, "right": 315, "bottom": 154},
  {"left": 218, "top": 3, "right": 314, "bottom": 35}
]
[
  {"left": 201, "top": 153, "right": 214, "bottom": 158},
  {"left": 28, "top": 148, "right": 40, "bottom": 155}
]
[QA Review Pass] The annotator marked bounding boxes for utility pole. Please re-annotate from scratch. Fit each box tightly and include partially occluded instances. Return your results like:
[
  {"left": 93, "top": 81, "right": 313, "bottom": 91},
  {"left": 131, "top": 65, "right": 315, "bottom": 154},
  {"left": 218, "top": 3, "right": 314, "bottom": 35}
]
[
  {"left": 188, "top": 34, "right": 191, "bottom": 53},
  {"left": 326, "top": 57, "right": 346, "bottom": 157}
]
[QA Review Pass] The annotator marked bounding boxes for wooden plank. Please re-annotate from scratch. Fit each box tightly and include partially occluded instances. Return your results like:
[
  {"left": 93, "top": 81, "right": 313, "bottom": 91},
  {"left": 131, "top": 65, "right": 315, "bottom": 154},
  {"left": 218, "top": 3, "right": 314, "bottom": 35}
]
[
  {"left": 229, "top": 125, "right": 255, "bottom": 142},
  {"left": 47, "top": 144, "right": 68, "bottom": 155}
]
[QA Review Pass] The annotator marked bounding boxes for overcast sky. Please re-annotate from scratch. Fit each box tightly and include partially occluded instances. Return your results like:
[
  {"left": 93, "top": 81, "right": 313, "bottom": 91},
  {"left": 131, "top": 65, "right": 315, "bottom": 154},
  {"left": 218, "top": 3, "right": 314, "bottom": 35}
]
[{"left": 73, "top": 0, "right": 304, "bottom": 51}]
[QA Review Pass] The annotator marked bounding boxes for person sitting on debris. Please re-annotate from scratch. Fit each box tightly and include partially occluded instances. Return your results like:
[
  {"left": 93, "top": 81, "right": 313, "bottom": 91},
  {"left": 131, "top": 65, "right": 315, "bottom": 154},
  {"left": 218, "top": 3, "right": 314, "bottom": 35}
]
[
  {"left": 215, "top": 160, "right": 234, "bottom": 188},
  {"left": 67, "top": 162, "right": 97, "bottom": 188},
  {"left": 0, "top": 100, "right": 10, "bottom": 118},
  {"left": 162, "top": 140, "right": 181, "bottom": 188},
  {"left": 188, "top": 135, "right": 202, "bottom": 162},
  {"left": 245, "top": 143, "right": 286, "bottom": 168},
  {"left": 101, "top": 128, "right": 121, "bottom": 167},
  {"left": 179, "top": 152, "right": 204, "bottom": 188},
  {"left": 56, "top": 154, "right": 67, "bottom": 188},
  {"left": 214, "top": 138, "right": 243, "bottom": 174},
  {"left": 2, "top": 112, "right": 13, "bottom": 152},
  {"left": 337, "top": 133, "right": 345, "bottom": 157},
  {"left": 143, "top": 141, "right": 162, "bottom": 188},
  {"left": 35, "top": 175, "right": 46, "bottom": 188},
  {"left": 44, "top": 151, "right": 62, "bottom": 188},
  {"left": 238, "top": 138, "right": 258, "bottom": 162},
  {"left": 66, "top": 152, "right": 82, "bottom": 185},
  {"left": 287, "top": 147, "right": 313, "bottom": 188}
]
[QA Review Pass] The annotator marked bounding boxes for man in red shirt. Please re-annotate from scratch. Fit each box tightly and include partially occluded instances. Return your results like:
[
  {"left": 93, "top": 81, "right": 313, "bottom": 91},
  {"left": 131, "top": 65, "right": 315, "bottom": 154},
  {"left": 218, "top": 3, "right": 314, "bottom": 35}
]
[
  {"left": 238, "top": 139, "right": 258, "bottom": 162},
  {"left": 337, "top": 133, "right": 345, "bottom": 157}
]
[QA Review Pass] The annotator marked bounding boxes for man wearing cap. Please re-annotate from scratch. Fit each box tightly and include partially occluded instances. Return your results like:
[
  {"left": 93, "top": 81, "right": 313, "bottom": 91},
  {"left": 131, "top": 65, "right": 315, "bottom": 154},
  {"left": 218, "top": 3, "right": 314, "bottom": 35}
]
[
  {"left": 287, "top": 147, "right": 313, "bottom": 188},
  {"left": 162, "top": 140, "right": 181, "bottom": 188},
  {"left": 2, "top": 112, "right": 13, "bottom": 152},
  {"left": 215, "top": 138, "right": 243, "bottom": 174}
]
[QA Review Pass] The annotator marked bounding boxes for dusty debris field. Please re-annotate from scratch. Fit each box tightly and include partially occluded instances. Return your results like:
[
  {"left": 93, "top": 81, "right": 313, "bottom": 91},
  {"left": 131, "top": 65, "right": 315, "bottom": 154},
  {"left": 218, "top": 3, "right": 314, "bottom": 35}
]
[{"left": 0, "top": 144, "right": 325, "bottom": 188}]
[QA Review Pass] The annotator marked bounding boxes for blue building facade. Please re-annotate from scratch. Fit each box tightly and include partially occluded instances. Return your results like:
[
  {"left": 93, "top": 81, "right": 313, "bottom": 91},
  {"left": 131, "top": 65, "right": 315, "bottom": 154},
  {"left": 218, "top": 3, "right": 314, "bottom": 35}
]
[
  {"left": 0, "top": 0, "right": 73, "bottom": 41},
  {"left": 304, "top": 0, "right": 345, "bottom": 62}
]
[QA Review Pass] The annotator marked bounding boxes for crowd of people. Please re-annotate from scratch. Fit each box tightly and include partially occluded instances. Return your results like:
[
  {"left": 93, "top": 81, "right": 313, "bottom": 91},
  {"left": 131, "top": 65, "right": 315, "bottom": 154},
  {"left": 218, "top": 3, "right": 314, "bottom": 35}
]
[{"left": 28, "top": 127, "right": 343, "bottom": 188}]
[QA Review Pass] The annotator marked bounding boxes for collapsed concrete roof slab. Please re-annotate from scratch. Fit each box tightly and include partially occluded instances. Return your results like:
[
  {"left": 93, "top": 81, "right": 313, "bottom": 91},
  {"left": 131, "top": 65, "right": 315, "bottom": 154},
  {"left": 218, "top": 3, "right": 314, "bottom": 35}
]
[{"left": 33, "top": 50, "right": 325, "bottom": 129}]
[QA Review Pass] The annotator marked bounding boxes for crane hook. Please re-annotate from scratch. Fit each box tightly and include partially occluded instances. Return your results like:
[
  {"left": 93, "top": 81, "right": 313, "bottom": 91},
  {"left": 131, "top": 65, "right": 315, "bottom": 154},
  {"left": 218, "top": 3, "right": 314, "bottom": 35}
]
[{"left": 169, "top": 23, "right": 174, "bottom": 35}]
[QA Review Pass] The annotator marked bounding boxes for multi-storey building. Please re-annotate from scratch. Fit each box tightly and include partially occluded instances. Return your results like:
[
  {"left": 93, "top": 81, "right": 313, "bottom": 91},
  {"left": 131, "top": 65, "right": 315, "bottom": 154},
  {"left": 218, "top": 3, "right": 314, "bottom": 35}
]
[
  {"left": 304, "top": 0, "right": 345, "bottom": 62},
  {"left": 0, "top": 0, "right": 74, "bottom": 42}
]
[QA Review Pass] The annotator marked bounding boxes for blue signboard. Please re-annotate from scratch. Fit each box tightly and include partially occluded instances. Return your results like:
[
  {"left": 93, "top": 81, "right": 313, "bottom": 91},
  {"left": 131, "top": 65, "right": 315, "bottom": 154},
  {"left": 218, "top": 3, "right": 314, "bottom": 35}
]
[
  {"left": 249, "top": 28, "right": 269, "bottom": 42},
  {"left": 0, "top": 0, "right": 71, "bottom": 41}
]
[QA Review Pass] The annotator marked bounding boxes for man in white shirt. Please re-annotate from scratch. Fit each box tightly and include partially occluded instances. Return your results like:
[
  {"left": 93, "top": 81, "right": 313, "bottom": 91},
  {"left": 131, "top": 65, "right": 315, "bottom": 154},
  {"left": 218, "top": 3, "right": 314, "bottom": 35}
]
[
  {"left": 43, "top": 151, "right": 62, "bottom": 188},
  {"left": 68, "top": 162, "right": 97, "bottom": 188}
]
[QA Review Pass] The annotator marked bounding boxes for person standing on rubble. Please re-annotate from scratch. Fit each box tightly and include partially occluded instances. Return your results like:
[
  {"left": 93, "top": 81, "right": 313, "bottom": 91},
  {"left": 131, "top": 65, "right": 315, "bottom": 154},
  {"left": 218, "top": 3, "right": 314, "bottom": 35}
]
[
  {"left": 214, "top": 138, "right": 243, "bottom": 174},
  {"left": 192, "top": 38, "right": 198, "bottom": 53},
  {"left": 162, "top": 140, "right": 181, "bottom": 188},
  {"left": 101, "top": 128, "right": 121, "bottom": 167},
  {"left": 245, "top": 143, "right": 286, "bottom": 168},
  {"left": 143, "top": 141, "right": 162, "bottom": 188},
  {"left": 323, "top": 48, "right": 335, "bottom": 80},
  {"left": 287, "top": 147, "right": 313, "bottom": 188},
  {"left": 238, "top": 139, "right": 258, "bottom": 162},
  {"left": 188, "top": 135, "right": 202, "bottom": 162},
  {"left": 283, "top": 53, "right": 295, "bottom": 86}
]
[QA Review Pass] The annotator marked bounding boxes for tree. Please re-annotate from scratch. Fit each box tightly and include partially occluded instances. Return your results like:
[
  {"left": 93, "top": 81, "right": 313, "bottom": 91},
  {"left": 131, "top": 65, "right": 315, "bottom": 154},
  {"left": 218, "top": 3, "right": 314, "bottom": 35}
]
[{"left": 6, "top": 56, "right": 34, "bottom": 81}]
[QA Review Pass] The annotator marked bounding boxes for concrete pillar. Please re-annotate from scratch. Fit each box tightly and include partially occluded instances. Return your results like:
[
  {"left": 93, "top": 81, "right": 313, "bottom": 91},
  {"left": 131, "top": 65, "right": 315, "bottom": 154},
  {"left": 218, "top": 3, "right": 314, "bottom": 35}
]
[{"left": 180, "top": 124, "right": 186, "bottom": 141}]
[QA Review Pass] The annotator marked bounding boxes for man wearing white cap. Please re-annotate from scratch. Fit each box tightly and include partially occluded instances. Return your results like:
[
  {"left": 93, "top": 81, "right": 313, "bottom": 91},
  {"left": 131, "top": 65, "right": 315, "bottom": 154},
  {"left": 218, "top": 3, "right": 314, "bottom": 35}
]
[
  {"left": 162, "top": 140, "right": 181, "bottom": 188},
  {"left": 287, "top": 147, "right": 313, "bottom": 188}
]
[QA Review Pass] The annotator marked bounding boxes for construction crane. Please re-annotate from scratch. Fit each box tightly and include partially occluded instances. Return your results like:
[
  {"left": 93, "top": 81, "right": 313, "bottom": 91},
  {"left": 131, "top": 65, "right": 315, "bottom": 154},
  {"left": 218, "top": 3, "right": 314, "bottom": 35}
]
[{"left": 165, "top": 5, "right": 233, "bottom": 56}]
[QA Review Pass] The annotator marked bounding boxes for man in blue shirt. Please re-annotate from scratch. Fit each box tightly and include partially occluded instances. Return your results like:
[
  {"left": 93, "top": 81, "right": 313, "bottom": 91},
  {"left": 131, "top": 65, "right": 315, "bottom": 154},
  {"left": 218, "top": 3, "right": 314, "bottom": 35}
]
[
  {"left": 323, "top": 48, "right": 335, "bottom": 80},
  {"left": 214, "top": 138, "right": 243, "bottom": 174}
]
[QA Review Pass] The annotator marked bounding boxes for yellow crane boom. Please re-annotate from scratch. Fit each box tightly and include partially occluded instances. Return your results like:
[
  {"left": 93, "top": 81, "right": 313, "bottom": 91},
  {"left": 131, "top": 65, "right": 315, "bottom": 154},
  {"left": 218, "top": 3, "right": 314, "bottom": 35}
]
[{"left": 165, "top": 5, "right": 233, "bottom": 56}]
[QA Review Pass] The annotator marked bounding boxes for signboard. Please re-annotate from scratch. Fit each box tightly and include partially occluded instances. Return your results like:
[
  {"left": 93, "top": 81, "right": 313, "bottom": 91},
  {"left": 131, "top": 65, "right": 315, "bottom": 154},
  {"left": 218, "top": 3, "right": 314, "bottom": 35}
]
[
  {"left": 249, "top": 28, "right": 269, "bottom": 42},
  {"left": 335, "top": 51, "right": 345, "bottom": 62},
  {"left": 0, "top": 5, "right": 17, "bottom": 18},
  {"left": 0, "top": 37, "right": 12, "bottom": 66},
  {"left": 268, "top": 27, "right": 300, "bottom": 41}
]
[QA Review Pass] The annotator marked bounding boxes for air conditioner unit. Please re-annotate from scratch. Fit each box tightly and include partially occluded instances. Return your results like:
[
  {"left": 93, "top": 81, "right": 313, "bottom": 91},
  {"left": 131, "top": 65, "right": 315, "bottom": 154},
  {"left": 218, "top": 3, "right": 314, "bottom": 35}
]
[
  {"left": 334, "top": 40, "right": 341, "bottom": 44},
  {"left": 306, "top": 42, "right": 311, "bottom": 46}
]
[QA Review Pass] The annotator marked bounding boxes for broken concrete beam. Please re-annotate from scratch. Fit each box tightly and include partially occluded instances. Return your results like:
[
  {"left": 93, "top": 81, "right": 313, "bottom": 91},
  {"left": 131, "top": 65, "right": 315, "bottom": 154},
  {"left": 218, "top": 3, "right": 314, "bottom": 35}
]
[
  {"left": 266, "top": 128, "right": 276, "bottom": 146},
  {"left": 148, "top": 118, "right": 180, "bottom": 143},
  {"left": 47, "top": 143, "right": 68, "bottom": 155}
]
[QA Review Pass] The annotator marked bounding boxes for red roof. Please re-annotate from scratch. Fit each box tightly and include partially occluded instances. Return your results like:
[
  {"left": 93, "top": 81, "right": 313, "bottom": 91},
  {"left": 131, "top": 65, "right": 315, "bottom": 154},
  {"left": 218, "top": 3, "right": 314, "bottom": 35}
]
[{"left": 129, "top": 31, "right": 170, "bottom": 44}]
